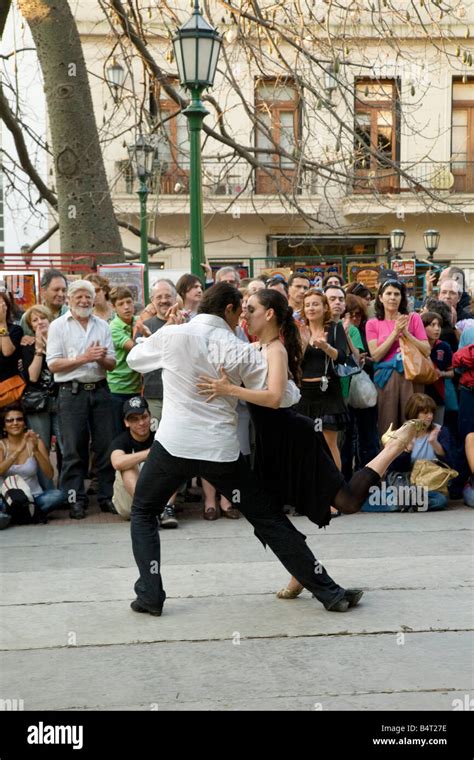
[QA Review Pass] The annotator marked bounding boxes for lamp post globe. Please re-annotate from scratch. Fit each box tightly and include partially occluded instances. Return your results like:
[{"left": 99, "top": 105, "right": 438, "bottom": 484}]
[
  {"left": 107, "top": 60, "right": 125, "bottom": 102},
  {"left": 390, "top": 229, "right": 406, "bottom": 260},
  {"left": 423, "top": 229, "right": 440, "bottom": 261}
]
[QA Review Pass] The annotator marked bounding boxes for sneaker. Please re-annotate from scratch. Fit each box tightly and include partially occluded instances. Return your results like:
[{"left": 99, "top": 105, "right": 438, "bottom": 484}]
[{"left": 160, "top": 505, "right": 178, "bottom": 529}]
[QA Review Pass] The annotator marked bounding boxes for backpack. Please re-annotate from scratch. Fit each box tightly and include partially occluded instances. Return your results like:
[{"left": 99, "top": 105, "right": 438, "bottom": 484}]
[{"left": 0, "top": 475, "right": 46, "bottom": 525}]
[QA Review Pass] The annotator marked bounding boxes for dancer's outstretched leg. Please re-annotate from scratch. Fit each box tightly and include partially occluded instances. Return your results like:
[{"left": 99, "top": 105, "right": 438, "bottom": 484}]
[{"left": 278, "top": 420, "right": 425, "bottom": 600}]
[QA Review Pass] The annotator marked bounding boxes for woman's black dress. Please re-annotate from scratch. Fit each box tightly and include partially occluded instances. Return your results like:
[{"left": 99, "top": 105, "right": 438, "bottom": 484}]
[
  {"left": 248, "top": 401, "right": 345, "bottom": 529},
  {"left": 296, "top": 320, "right": 350, "bottom": 431}
]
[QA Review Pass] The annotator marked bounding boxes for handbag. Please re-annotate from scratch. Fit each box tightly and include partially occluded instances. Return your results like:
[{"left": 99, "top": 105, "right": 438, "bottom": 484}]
[
  {"left": 399, "top": 336, "right": 438, "bottom": 385},
  {"left": 348, "top": 370, "right": 378, "bottom": 408},
  {"left": 21, "top": 387, "right": 50, "bottom": 413},
  {"left": 410, "top": 459, "right": 458, "bottom": 495},
  {"left": 331, "top": 324, "right": 361, "bottom": 378},
  {"left": 0, "top": 375, "right": 26, "bottom": 408}
]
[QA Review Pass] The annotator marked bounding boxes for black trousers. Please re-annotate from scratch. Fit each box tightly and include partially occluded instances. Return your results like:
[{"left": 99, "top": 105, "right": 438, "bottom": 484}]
[
  {"left": 58, "top": 384, "right": 115, "bottom": 505},
  {"left": 130, "top": 441, "right": 346, "bottom": 611}
]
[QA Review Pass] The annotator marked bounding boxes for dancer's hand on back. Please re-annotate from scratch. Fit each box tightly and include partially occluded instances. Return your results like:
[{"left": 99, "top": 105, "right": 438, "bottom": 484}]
[{"left": 196, "top": 367, "right": 233, "bottom": 401}]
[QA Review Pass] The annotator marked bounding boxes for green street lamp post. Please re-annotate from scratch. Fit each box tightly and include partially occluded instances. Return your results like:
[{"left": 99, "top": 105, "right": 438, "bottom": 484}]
[
  {"left": 128, "top": 135, "right": 155, "bottom": 300},
  {"left": 173, "top": 1, "right": 222, "bottom": 277}
]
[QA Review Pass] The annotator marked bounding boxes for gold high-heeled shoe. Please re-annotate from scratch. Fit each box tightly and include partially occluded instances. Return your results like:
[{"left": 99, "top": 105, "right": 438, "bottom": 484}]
[
  {"left": 276, "top": 586, "right": 304, "bottom": 599},
  {"left": 381, "top": 419, "right": 428, "bottom": 450}
]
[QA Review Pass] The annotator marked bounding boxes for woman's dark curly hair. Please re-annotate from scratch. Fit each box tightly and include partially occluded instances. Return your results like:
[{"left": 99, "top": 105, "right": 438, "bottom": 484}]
[
  {"left": 254, "top": 289, "right": 303, "bottom": 385},
  {"left": 374, "top": 279, "right": 409, "bottom": 320}
]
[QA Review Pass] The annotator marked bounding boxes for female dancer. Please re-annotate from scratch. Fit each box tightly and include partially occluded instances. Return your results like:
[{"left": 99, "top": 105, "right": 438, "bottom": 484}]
[{"left": 197, "top": 289, "right": 426, "bottom": 601}]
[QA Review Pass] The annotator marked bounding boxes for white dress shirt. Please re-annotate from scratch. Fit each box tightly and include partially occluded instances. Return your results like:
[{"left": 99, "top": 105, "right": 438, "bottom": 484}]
[
  {"left": 127, "top": 313, "right": 269, "bottom": 461},
  {"left": 46, "top": 312, "right": 115, "bottom": 383}
]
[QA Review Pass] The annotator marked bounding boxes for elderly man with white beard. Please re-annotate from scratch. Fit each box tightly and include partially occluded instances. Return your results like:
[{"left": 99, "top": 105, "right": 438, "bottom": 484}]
[{"left": 46, "top": 280, "right": 116, "bottom": 519}]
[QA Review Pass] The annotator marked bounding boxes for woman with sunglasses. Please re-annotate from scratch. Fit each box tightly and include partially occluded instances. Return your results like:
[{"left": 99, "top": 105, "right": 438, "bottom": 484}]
[
  {"left": 0, "top": 404, "right": 65, "bottom": 519},
  {"left": 366, "top": 280, "right": 430, "bottom": 437}
]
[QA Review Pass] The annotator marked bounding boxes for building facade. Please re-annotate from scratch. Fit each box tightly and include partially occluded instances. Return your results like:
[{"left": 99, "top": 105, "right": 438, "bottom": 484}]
[{"left": 72, "top": 2, "right": 473, "bottom": 290}]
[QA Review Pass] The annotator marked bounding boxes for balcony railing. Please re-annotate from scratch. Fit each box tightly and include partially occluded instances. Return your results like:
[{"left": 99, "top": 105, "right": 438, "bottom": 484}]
[
  {"left": 114, "top": 159, "right": 319, "bottom": 198},
  {"left": 348, "top": 161, "right": 474, "bottom": 195}
]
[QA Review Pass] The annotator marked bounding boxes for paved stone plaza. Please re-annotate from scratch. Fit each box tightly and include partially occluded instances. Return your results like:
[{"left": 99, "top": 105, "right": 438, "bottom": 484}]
[{"left": 1, "top": 505, "right": 472, "bottom": 711}]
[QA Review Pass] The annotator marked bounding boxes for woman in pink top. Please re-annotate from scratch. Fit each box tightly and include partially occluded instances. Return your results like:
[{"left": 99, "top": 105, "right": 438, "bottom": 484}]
[{"left": 366, "top": 280, "right": 430, "bottom": 437}]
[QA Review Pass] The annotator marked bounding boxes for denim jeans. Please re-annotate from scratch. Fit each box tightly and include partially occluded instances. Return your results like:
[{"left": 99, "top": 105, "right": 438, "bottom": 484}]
[
  {"left": 131, "top": 441, "right": 347, "bottom": 611},
  {"left": 57, "top": 384, "right": 115, "bottom": 505},
  {"left": 26, "top": 396, "right": 62, "bottom": 452},
  {"left": 464, "top": 480, "right": 474, "bottom": 508},
  {"left": 361, "top": 489, "right": 448, "bottom": 512},
  {"left": 35, "top": 489, "right": 66, "bottom": 514},
  {"left": 427, "top": 491, "right": 449, "bottom": 511}
]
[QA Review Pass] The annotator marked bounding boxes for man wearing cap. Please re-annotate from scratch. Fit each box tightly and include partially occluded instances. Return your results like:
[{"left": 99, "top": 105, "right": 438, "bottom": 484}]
[
  {"left": 109, "top": 397, "right": 178, "bottom": 526},
  {"left": 46, "top": 280, "right": 117, "bottom": 519}
]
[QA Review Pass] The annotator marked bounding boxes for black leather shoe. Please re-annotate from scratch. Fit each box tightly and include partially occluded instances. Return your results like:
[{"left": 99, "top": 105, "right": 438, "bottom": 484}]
[
  {"left": 99, "top": 500, "right": 118, "bottom": 514},
  {"left": 326, "top": 598, "right": 350, "bottom": 612},
  {"left": 130, "top": 599, "right": 162, "bottom": 617},
  {"left": 344, "top": 589, "right": 364, "bottom": 607},
  {"left": 70, "top": 504, "right": 86, "bottom": 520}
]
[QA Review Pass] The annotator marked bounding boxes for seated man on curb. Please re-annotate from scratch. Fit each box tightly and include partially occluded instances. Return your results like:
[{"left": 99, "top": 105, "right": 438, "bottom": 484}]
[{"left": 110, "top": 397, "right": 178, "bottom": 528}]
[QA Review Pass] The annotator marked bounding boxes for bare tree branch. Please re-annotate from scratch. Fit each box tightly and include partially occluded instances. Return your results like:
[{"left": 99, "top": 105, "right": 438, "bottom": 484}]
[{"left": 0, "top": 82, "right": 57, "bottom": 208}]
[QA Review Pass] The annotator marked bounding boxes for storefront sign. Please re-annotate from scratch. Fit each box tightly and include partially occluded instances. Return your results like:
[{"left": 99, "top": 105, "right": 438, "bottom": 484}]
[{"left": 392, "top": 259, "right": 416, "bottom": 277}]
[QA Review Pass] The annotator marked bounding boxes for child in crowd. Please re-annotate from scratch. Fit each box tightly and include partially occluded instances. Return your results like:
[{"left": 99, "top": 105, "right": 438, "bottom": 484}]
[{"left": 421, "top": 312, "right": 454, "bottom": 425}]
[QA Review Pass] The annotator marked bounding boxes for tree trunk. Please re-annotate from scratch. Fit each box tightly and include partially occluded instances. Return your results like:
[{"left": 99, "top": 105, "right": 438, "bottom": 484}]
[{"left": 17, "top": 0, "right": 124, "bottom": 260}]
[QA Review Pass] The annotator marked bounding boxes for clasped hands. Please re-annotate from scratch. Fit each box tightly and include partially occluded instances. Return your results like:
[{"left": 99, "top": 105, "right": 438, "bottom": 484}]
[
  {"left": 83, "top": 340, "right": 108, "bottom": 364},
  {"left": 394, "top": 315, "right": 410, "bottom": 338}
]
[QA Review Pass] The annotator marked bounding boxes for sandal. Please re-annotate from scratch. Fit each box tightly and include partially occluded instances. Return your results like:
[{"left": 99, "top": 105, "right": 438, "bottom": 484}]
[{"left": 381, "top": 419, "right": 428, "bottom": 451}]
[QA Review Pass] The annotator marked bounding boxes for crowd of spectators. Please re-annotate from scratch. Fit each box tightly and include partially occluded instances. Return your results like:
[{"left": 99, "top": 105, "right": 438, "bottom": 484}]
[{"left": 0, "top": 261, "right": 472, "bottom": 529}]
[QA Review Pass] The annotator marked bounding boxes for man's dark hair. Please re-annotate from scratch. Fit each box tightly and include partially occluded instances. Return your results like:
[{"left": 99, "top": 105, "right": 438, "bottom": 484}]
[
  {"left": 198, "top": 283, "right": 242, "bottom": 319},
  {"left": 323, "top": 284, "right": 345, "bottom": 298},
  {"left": 40, "top": 268, "right": 67, "bottom": 289},
  {"left": 267, "top": 276, "right": 289, "bottom": 294},
  {"left": 288, "top": 272, "right": 311, "bottom": 287},
  {"left": 176, "top": 273, "right": 201, "bottom": 301},
  {"left": 322, "top": 272, "right": 345, "bottom": 288}
]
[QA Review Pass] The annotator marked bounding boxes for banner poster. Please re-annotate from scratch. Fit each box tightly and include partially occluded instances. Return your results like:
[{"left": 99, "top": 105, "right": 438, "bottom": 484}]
[
  {"left": 392, "top": 259, "right": 416, "bottom": 277},
  {"left": 97, "top": 263, "right": 145, "bottom": 309},
  {"left": 2, "top": 271, "right": 40, "bottom": 309},
  {"left": 347, "top": 262, "right": 381, "bottom": 291}
]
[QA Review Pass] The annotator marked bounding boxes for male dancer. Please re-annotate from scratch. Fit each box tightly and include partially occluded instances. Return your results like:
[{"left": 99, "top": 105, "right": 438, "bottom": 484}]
[{"left": 127, "top": 283, "right": 363, "bottom": 616}]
